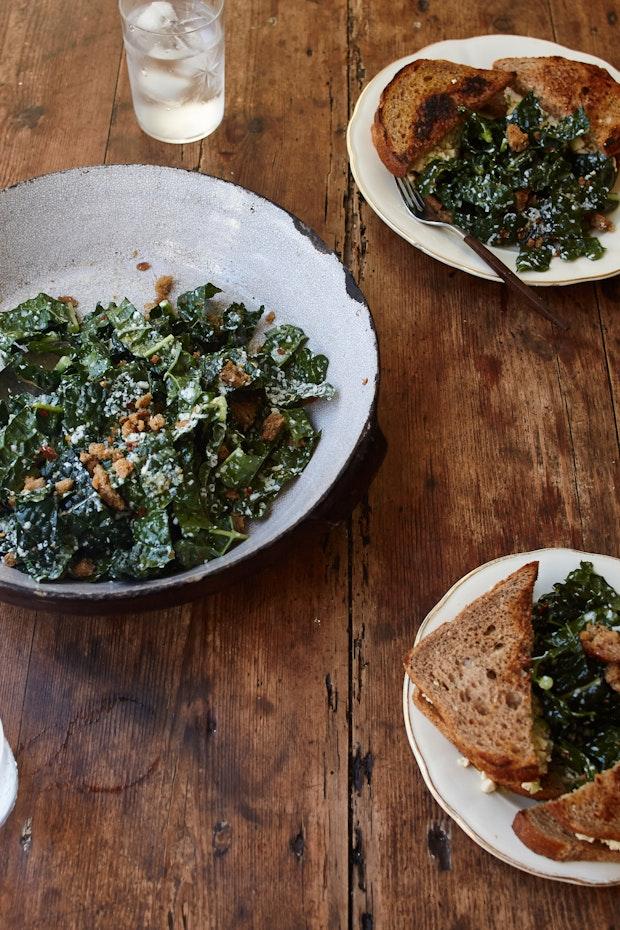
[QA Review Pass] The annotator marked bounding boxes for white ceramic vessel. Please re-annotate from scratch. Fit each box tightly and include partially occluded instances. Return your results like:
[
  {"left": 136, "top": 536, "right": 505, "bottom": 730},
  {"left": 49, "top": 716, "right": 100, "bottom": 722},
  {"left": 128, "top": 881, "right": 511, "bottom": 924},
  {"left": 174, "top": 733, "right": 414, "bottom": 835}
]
[
  {"left": 348, "top": 35, "right": 620, "bottom": 287},
  {"left": 0, "top": 165, "right": 379, "bottom": 612},
  {"left": 0, "top": 718, "right": 18, "bottom": 828},
  {"left": 403, "top": 548, "right": 620, "bottom": 885}
]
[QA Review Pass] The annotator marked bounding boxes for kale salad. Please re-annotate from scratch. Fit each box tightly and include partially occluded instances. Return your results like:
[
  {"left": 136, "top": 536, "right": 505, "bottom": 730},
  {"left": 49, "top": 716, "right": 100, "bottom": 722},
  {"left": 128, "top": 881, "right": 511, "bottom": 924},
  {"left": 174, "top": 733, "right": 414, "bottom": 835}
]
[
  {"left": 532, "top": 562, "right": 620, "bottom": 789},
  {"left": 0, "top": 286, "right": 335, "bottom": 582},
  {"left": 417, "top": 93, "right": 618, "bottom": 272}
]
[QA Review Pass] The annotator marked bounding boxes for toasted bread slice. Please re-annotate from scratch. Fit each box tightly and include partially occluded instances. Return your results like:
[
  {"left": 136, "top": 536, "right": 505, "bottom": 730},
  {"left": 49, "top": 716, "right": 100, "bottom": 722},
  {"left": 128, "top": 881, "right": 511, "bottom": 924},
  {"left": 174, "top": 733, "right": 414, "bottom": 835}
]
[
  {"left": 494, "top": 56, "right": 620, "bottom": 156},
  {"left": 372, "top": 59, "right": 514, "bottom": 176},
  {"left": 411, "top": 689, "right": 562, "bottom": 799},
  {"left": 544, "top": 762, "right": 620, "bottom": 841},
  {"left": 513, "top": 763, "right": 620, "bottom": 861},
  {"left": 513, "top": 805, "right": 620, "bottom": 862},
  {"left": 405, "top": 562, "right": 545, "bottom": 786}
]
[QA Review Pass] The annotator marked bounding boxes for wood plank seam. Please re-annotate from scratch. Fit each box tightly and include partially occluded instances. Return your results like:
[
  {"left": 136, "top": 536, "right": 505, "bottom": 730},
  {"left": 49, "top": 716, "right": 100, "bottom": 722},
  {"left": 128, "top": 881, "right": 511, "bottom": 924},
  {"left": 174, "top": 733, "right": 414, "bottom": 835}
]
[
  {"left": 346, "top": 4, "right": 373, "bottom": 928},
  {"left": 103, "top": 47, "right": 126, "bottom": 164},
  {"left": 551, "top": 345, "right": 585, "bottom": 544},
  {"left": 594, "top": 286, "right": 620, "bottom": 453}
]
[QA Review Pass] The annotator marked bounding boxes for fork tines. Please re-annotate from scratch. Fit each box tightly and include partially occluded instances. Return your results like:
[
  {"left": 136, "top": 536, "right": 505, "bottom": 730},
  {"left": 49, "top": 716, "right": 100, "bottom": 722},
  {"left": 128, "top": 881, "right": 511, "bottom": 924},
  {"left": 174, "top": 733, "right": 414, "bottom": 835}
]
[{"left": 395, "top": 176, "right": 425, "bottom": 216}]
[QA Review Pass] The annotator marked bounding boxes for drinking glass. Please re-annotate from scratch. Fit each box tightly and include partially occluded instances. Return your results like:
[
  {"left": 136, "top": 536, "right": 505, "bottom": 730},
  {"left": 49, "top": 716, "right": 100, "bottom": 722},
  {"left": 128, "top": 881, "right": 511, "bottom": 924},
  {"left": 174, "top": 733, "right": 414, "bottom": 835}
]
[{"left": 119, "top": 0, "right": 225, "bottom": 144}]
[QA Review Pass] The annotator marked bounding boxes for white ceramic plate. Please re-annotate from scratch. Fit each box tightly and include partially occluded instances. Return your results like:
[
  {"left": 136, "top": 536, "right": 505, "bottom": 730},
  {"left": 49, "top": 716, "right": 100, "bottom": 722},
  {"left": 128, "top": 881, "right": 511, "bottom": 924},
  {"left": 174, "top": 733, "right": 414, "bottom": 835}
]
[
  {"left": 403, "top": 547, "right": 620, "bottom": 884},
  {"left": 348, "top": 35, "right": 620, "bottom": 286}
]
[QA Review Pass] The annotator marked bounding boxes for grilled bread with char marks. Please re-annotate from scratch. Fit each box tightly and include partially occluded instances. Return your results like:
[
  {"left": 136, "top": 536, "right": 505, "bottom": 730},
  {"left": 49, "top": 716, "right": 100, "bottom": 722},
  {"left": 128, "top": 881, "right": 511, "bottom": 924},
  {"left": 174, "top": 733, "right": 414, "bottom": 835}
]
[{"left": 372, "top": 58, "right": 514, "bottom": 176}]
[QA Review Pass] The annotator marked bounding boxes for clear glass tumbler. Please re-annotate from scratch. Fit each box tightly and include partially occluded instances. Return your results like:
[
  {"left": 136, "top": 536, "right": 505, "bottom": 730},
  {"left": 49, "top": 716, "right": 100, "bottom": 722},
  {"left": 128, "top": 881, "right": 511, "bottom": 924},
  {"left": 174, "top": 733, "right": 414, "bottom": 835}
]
[{"left": 119, "top": 0, "right": 225, "bottom": 144}]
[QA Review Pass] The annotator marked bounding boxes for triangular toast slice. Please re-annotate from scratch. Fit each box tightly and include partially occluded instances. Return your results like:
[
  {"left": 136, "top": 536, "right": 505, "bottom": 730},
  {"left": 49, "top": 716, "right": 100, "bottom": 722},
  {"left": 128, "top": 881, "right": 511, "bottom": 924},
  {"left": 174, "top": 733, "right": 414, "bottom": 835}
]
[
  {"left": 542, "top": 762, "right": 620, "bottom": 841},
  {"left": 494, "top": 56, "right": 620, "bottom": 156},
  {"left": 513, "top": 763, "right": 620, "bottom": 861},
  {"left": 372, "top": 59, "right": 514, "bottom": 176},
  {"left": 410, "top": 689, "right": 561, "bottom": 799},
  {"left": 405, "top": 562, "right": 546, "bottom": 786}
]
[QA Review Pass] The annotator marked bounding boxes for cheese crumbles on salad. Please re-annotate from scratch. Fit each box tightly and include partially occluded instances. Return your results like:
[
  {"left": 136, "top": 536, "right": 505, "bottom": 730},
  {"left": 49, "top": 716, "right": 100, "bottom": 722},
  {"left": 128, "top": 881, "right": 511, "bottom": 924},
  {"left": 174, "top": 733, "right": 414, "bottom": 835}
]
[{"left": 0, "top": 285, "right": 335, "bottom": 582}]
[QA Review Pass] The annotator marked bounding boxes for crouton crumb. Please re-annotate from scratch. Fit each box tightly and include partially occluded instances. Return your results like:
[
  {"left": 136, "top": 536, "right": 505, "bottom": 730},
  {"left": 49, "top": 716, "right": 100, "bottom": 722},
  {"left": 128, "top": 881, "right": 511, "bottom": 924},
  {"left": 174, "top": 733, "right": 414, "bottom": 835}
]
[
  {"left": 605, "top": 663, "right": 620, "bottom": 692},
  {"left": 261, "top": 411, "right": 286, "bottom": 441},
  {"left": 155, "top": 275, "right": 173, "bottom": 302},
  {"left": 581, "top": 624, "right": 620, "bottom": 662},
  {"left": 149, "top": 414, "right": 166, "bottom": 432},
  {"left": 135, "top": 392, "right": 152, "bottom": 410},
  {"left": 23, "top": 476, "right": 46, "bottom": 492},
  {"left": 232, "top": 514, "right": 246, "bottom": 533},
  {"left": 219, "top": 360, "right": 251, "bottom": 388},
  {"left": 112, "top": 457, "right": 134, "bottom": 480},
  {"left": 92, "top": 464, "right": 126, "bottom": 511},
  {"left": 79, "top": 451, "right": 98, "bottom": 474},
  {"left": 590, "top": 212, "right": 614, "bottom": 232},
  {"left": 71, "top": 558, "right": 95, "bottom": 578},
  {"left": 507, "top": 123, "right": 529, "bottom": 152},
  {"left": 122, "top": 413, "right": 146, "bottom": 437},
  {"left": 55, "top": 478, "right": 75, "bottom": 495},
  {"left": 3, "top": 552, "right": 17, "bottom": 568},
  {"left": 231, "top": 396, "right": 261, "bottom": 429},
  {"left": 88, "top": 442, "right": 113, "bottom": 460}
]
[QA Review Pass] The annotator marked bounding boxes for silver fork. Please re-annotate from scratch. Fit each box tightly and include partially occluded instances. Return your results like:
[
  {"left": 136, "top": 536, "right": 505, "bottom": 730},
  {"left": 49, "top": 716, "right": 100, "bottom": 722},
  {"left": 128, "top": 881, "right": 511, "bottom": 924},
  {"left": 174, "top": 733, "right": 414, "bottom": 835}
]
[{"left": 395, "top": 176, "right": 569, "bottom": 331}]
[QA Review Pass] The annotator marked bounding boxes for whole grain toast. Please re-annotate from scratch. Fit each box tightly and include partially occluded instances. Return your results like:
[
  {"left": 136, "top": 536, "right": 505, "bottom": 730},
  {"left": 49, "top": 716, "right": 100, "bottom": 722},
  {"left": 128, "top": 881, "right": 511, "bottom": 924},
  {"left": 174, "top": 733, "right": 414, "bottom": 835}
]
[
  {"left": 410, "top": 689, "right": 562, "bottom": 799},
  {"left": 513, "top": 805, "right": 620, "bottom": 862},
  {"left": 494, "top": 56, "right": 620, "bottom": 156},
  {"left": 404, "top": 562, "right": 546, "bottom": 787},
  {"left": 543, "top": 762, "right": 620, "bottom": 841},
  {"left": 513, "top": 763, "right": 620, "bottom": 861},
  {"left": 372, "top": 59, "right": 514, "bottom": 176}
]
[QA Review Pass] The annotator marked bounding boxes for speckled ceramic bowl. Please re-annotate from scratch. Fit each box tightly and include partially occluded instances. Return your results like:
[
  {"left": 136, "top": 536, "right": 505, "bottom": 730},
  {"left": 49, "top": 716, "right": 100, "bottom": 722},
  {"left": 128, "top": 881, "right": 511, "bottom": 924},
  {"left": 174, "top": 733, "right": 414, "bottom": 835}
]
[{"left": 0, "top": 166, "right": 380, "bottom": 613}]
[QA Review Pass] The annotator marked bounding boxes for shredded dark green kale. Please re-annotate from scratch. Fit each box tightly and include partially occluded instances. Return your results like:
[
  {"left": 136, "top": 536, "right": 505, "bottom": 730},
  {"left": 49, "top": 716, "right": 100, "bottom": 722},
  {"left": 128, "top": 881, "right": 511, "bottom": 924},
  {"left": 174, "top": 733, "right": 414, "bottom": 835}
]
[
  {"left": 417, "top": 93, "right": 618, "bottom": 272},
  {"left": 0, "top": 287, "right": 335, "bottom": 582},
  {"left": 532, "top": 561, "right": 620, "bottom": 788}
]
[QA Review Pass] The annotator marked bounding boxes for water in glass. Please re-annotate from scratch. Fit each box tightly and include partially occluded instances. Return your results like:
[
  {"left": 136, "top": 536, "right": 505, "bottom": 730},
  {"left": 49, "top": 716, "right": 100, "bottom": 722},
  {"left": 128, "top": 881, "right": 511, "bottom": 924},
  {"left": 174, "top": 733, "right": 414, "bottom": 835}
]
[{"left": 122, "top": 1, "right": 224, "bottom": 144}]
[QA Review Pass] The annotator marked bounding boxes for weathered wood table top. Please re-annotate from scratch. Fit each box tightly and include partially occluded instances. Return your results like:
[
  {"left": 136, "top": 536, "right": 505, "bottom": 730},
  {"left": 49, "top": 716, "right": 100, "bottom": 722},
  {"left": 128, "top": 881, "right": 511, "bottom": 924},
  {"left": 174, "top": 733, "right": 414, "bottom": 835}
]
[{"left": 1, "top": 0, "right": 620, "bottom": 927}]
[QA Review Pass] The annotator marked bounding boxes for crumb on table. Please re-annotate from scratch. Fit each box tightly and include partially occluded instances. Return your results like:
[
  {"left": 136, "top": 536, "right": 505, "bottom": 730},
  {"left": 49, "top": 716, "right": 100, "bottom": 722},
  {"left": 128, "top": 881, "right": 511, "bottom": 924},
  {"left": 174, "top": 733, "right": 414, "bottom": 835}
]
[{"left": 155, "top": 275, "right": 173, "bottom": 302}]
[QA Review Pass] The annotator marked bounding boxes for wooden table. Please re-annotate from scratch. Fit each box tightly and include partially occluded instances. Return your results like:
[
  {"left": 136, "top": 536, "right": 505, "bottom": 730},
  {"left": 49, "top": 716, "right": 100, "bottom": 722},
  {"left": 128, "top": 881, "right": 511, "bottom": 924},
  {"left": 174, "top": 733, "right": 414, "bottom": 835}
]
[{"left": 0, "top": 1, "right": 619, "bottom": 927}]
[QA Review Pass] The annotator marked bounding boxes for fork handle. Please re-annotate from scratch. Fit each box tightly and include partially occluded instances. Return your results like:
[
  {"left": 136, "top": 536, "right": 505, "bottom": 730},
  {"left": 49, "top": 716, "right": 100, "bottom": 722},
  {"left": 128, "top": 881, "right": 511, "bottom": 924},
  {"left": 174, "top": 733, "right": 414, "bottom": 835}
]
[{"left": 462, "top": 233, "right": 569, "bottom": 331}]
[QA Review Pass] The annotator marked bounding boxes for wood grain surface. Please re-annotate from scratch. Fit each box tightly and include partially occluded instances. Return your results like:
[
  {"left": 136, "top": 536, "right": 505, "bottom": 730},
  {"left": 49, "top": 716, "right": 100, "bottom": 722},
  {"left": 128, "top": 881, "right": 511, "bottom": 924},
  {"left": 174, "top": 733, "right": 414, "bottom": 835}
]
[{"left": 0, "top": 1, "right": 619, "bottom": 928}]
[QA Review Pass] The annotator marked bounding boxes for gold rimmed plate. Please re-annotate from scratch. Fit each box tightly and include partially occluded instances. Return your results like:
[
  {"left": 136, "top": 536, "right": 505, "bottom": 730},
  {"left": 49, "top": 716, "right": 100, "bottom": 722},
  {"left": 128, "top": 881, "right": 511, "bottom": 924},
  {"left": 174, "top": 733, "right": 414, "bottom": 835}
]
[
  {"left": 348, "top": 35, "right": 620, "bottom": 287},
  {"left": 403, "top": 548, "right": 620, "bottom": 884}
]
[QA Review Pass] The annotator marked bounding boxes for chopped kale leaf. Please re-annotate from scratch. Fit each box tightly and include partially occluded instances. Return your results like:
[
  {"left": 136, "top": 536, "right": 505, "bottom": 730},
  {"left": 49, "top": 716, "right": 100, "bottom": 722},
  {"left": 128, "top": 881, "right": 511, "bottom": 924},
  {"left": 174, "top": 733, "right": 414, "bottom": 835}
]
[
  {"left": 532, "top": 561, "right": 620, "bottom": 789},
  {"left": 417, "top": 93, "right": 618, "bottom": 272},
  {"left": 0, "top": 282, "right": 335, "bottom": 582}
]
